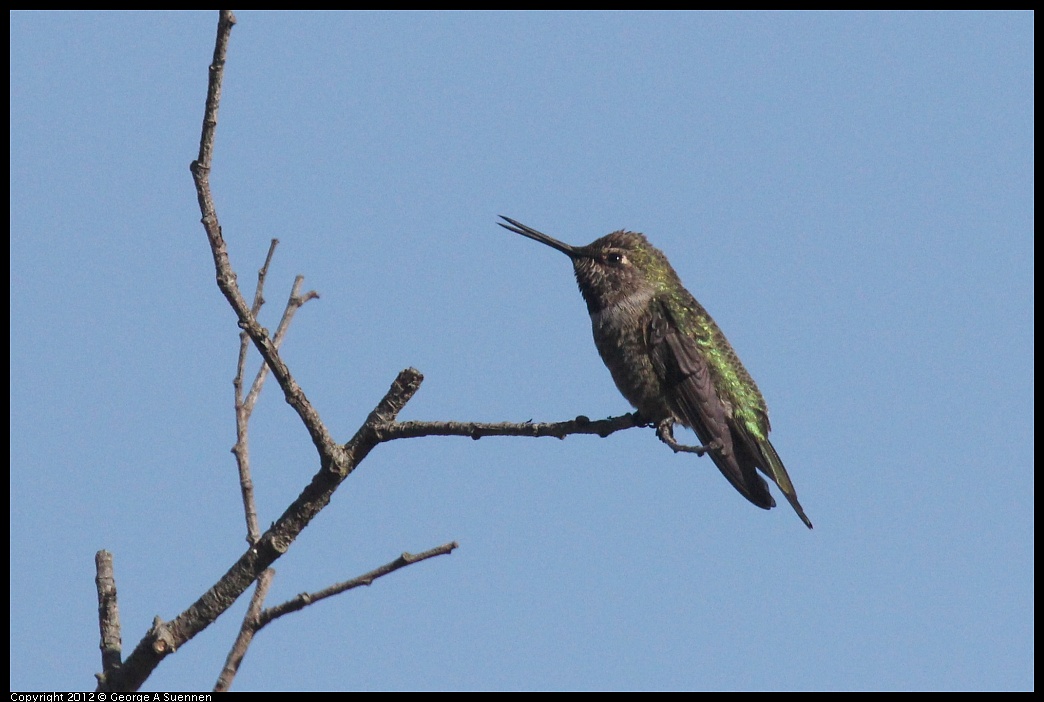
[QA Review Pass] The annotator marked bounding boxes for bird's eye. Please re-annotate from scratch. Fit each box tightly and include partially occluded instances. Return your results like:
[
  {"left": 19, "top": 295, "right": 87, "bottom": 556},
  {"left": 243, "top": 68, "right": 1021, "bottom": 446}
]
[{"left": 606, "top": 252, "right": 626, "bottom": 266}]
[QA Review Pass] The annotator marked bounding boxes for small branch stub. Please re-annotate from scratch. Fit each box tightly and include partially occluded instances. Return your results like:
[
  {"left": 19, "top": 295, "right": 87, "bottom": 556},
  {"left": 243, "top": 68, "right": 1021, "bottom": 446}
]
[{"left": 94, "top": 550, "right": 122, "bottom": 678}]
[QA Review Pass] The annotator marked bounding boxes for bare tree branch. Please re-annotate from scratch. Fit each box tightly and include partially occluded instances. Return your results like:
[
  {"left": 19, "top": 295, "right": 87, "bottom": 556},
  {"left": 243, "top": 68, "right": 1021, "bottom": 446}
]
[
  {"left": 233, "top": 255, "right": 319, "bottom": 546},
  {"left": 258, "top": 541, "right": 459, "bottom": 629},
  {"left": 102, "top": 368, "right": 425, "bottom": 691},
  {"left": 214, "top": 542, "right": 456, "bottom": 690},
  {"left": 374, "top": 412, "right": 645, "bottom": 443},
  {"left": 94, "top": 550, "right": 122, "bottom": 685},
  {"left": 189, "top": 10, "right": 335, "bottom": 461},
  {"left": 214, "top": 569, "right": 274, "bottom": 693},
  {"left": 250, "top": 239, "right": 279, "bottom": 316},
  {"left": 225, "top": 264, "right": 319, "bottom": 686},
  {"left": 232, "top": 238, "right": 279, "bottom": 544},
  {"left": 96, "top": 14, "right": 436, "bottom": 691},
  {"left": 246, "top": 274, "right": 320, "bottom": 419}
]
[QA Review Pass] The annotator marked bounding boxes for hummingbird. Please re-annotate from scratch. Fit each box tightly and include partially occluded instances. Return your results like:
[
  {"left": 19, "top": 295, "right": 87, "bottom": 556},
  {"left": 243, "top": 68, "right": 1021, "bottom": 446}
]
[{"left": 498, "top": 216, "right": 812, "bottom": 529}]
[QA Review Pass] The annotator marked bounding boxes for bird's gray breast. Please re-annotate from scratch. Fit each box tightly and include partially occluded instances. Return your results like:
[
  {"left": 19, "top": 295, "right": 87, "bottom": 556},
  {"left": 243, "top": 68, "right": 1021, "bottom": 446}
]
[{"left": 588, "top": 288, "right": 673, "bottom": 420}]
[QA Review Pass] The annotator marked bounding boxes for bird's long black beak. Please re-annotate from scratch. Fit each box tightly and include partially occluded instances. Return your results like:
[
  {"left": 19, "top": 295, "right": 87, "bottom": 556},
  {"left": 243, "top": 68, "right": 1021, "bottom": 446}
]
[{"left": 498, "top": 216, "right": 581, "bottom": 258}]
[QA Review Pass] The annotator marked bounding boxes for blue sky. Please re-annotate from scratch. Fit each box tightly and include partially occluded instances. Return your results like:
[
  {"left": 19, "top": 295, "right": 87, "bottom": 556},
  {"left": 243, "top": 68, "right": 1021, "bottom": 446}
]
[{"left": 10, "top": 11, "right": 1033, "bottom": 691}]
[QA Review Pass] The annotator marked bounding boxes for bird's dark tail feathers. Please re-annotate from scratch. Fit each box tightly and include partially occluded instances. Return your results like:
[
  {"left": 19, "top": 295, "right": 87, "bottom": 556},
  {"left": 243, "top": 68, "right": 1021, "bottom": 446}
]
[
  {"left": 755, "top": 438, "right": 813, "bottom": 529},
  {"left": 710, "top": 434, "right": 812, "bottom": 529}
]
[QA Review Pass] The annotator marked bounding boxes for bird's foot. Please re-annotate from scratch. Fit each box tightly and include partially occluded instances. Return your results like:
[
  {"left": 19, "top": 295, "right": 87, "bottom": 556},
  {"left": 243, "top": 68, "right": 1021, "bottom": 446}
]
[{"left": 655, "top": 419, "right": 720, "bottom": 456}]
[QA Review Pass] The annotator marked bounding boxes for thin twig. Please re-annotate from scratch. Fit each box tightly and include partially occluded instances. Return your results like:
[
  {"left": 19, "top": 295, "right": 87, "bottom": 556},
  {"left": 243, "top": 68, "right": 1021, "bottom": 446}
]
[
  {"left": 245, "top": 275, "right": 320, "bottom": 416},
  {"left": 233, "top": 239, "right": 281, "bottom": 544},
  {"left": 251, "top": 239, "right": 279, "bottom": 316},
  {"left": 257, "top": 542, "right": 459, "bottom": 629},
  {"left": 224, "top": 270, "right": 318, "bottom": 684},
  {"left": 213, "top": 569, "right": 274, "bottom": 692},
  {"left": 233, "top": 261, "right": 319, "bottom": 545}
]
